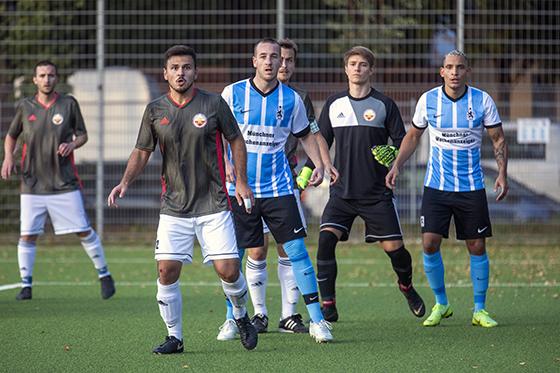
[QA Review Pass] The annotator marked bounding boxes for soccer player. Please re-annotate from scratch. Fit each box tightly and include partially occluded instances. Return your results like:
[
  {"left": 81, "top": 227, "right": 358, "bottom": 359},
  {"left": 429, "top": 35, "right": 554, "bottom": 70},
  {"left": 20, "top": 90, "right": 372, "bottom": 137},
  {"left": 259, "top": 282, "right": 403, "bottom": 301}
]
[
  {"left": 220, "top": 38, "right": 333, "bottom": 343},
  {"left": 217, "top": 38, "right": 339, "bottom": 339},
  {"left": 1, "top": 60, "right": 115, "bottom": 301},
  {"left": 309, "top": 46, "right": 425, "bottom": 322},
  {"left": 386, "top": 50, "right": 508, "bottom": 328},
  {"left": 107, "top": 45, "right": 258, "bottom": 354}
]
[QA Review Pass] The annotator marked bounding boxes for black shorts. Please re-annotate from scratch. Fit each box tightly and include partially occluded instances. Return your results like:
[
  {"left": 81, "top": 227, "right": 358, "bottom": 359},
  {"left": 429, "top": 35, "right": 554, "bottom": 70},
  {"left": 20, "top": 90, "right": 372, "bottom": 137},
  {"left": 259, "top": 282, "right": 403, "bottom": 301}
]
[
  {"left": 320, "top": 195, "right": 403, "bottom": 243},
  {"left": 421, "top": 187, "right": 492, "bottom": 240},
  {"left": 231, "top": 194, "right": 306, "bottom": 248}
]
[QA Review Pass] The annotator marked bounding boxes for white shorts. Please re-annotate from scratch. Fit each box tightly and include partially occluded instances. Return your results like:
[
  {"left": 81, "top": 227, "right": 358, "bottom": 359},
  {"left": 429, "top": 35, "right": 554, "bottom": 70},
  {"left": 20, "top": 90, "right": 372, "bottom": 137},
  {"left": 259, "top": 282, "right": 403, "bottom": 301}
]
[
  {"left": 262, "top": 189, "right": 307, "bottom": 234},
  {"left": 155, "top": 210, "right": 239, "bottom": 264},
  {"left": 20, "top": 190, "right": 91, "bottom": 236}
]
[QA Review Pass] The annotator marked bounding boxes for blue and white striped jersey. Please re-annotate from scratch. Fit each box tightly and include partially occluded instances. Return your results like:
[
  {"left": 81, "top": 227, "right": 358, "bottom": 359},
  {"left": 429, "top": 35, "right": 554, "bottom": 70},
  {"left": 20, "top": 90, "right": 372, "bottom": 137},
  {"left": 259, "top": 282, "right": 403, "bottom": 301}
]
[
  {"left": 222, "top": 78, "right": 310, "bottom": 198},
  {"left": 412, "top": 85, "right": 501, "bottom": 192}
]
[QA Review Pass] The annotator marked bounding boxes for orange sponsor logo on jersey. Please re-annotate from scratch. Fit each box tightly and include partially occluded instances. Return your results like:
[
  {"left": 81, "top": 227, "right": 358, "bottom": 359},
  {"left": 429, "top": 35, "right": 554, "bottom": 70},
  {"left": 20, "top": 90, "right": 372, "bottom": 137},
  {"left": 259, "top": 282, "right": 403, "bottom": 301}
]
[
  {"left": 192, "top": 113, "right": 208, "bottom": 128},
  {"left": 160, "top": 117, "right": 170, "bottom": 126},
  {"left": 28, "top": 114, "right": 37, "bottom": 122}
]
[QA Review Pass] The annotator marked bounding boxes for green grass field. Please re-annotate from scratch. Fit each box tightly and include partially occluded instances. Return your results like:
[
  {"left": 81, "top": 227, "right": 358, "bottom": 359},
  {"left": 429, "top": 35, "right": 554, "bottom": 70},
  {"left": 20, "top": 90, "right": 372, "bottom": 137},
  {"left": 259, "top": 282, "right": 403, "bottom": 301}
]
[{"left": 1, "top": 242, "right": 559, "bottom": 372}]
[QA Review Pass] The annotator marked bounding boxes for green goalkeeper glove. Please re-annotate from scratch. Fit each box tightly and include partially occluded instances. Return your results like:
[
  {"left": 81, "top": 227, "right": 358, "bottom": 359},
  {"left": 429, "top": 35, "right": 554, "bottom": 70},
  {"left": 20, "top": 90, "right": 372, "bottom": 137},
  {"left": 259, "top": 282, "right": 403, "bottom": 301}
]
[
  {"left": 296, "top": 166, "right": 313, "bottom": 190},
  {"left": 371, "top": 145, "right": 399, "bottom": 168}
]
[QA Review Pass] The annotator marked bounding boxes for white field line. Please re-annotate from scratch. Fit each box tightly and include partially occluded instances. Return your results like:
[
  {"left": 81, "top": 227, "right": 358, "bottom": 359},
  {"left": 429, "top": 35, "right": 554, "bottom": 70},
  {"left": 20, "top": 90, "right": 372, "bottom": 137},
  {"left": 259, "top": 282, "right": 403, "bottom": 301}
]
[{"left": 1, "top": 281, "right": 558, "bottom": 292}]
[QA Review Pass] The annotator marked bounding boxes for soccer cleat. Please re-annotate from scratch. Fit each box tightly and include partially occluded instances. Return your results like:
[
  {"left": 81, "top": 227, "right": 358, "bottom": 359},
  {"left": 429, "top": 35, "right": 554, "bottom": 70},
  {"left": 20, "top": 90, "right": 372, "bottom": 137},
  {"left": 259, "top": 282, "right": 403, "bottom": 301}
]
[
  {"left": 278, "top": 313, "right": 309, "bottom": 333},
  {"left": 321, "top": 302, "right": 339, "bottom": 322},
  {"left": 472, "top": 309, "right": 498, "bottom": 328},
  {"left": 216, "top": 319, "right": 239, "bottom": 341},
  {"left": 423, "top": 303, "right": 453, "bottom": 327},
  {"left": 250, "top": 313, "right": 269, "bottom": 333},
  {"left": 100, "top": 275, "right": 116, "bottom": 299},
  {"left": 235, "top": 313, "right": 258, "bottom": 350},
  {"left": 399, "top": 282, "right": 426, "bottom": 317},
  {"left": 16, "top": 287, "right": 32, "bottom": 301},
  {"left": 309, "top": 319, "right": 333, "bottom": 343},
  {"left": 152, "top": 336, "right": 184, "bottom": 354}
]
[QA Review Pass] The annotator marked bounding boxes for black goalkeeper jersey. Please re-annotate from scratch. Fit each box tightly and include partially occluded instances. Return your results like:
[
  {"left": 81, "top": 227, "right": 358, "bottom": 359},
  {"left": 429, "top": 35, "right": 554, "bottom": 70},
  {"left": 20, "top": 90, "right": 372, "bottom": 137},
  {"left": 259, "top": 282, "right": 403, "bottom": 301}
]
[
  {"left": 135, "top": 89, "right": 241, "bottom": 217},
  {"left": 8, "top": 93, "right": 87, "bottom": 194},
  {"left": 313, "top": 88, "right": 406, "bottom": 200}
]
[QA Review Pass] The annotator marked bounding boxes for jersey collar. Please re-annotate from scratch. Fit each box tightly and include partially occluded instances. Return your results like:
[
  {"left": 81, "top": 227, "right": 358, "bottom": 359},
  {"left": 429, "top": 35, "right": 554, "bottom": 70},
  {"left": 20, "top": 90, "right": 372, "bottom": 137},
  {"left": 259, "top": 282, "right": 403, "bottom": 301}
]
[
  {"left": 167, "top": 88, "right": 198, "bottom": 108},
  {"left": 441, "top": 85, "right": 469, "bottom": 102},
  {"left": 249, "top": 78, "right": 279, "bottom": 97},
  {"left": 35, "top": 92, "right": 59, "bottom": 110},
  {"left": 347, "top": 87, "right": 374, "bottom": 101}
]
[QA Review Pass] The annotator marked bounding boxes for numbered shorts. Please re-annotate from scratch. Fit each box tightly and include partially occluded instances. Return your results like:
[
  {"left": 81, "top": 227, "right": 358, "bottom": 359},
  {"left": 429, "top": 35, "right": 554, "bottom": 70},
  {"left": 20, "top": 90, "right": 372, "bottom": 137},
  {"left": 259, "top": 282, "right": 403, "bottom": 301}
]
[
  {"left": 420, "top": 187, "right": 492, "bottom": 240},
  {"left": 262, "top": 189, "right": 307, "bottom": 235},
  {"left": 155, "top": 210, "right": 239, "bottom": 264},
  {"left": 20, "top": 190, "right": 90, "bottom": 235},
  {"left": 320, "top": 195, "right": 403, "bottom": 243},
  {"left": 231, "top": 194, "right": 306, "bottom": 248}
]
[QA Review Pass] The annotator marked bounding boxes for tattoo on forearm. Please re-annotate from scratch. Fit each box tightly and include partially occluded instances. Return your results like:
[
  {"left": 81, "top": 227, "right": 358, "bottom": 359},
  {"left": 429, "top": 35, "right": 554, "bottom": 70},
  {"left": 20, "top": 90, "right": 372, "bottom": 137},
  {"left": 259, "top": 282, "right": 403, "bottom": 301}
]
[{"left": 493, "top": 140, "right": 507, "bottom": 172}]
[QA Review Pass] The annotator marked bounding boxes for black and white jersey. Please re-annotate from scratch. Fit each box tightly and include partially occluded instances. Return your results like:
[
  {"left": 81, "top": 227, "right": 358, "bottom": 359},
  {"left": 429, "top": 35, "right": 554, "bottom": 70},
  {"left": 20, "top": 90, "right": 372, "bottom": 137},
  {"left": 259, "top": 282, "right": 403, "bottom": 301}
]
[{"left": 315, "top": 88, "right": 406, "bottom": 200}]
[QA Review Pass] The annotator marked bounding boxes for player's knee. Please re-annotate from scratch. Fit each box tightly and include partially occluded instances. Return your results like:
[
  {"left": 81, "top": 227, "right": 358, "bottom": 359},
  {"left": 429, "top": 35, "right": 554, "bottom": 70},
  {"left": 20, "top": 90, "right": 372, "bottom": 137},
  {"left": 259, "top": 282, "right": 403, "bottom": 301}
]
[
  {"left": 20, "top": 235, "right": 38, "bottom": 243},
  {"left": 158, "top": 265, "right": 181, "bottom": 284},
  {"left": 317, "top": 230, "right": 339, "bottom": 259},
  {"left": 283, "top": 238, "right": 308, "bottom": 263},
  {"left": 76, "top": 229, "right": 92, "bottom": 238},
  {"left": 466, "top": 239, "right": 486, "bottom": 255},
  {"left": 247, "top": 246, "right": 267, "bottom": 261}
]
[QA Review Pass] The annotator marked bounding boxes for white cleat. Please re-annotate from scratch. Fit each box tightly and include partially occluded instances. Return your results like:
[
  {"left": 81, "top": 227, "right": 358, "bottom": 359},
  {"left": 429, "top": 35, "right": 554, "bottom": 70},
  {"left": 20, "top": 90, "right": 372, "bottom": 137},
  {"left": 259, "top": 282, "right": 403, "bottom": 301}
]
[
  {"left": 309, "top": 319, "right": 333, "bottom": 343},
  {"left": 216, "top": 319, "right": 239, "bottom": 341}
]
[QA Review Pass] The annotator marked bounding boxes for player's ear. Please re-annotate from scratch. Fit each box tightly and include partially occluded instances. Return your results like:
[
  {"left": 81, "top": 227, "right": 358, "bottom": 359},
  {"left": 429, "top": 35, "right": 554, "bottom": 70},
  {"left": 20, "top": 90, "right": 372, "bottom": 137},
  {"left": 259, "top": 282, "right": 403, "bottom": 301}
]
[
  {"left": 163, "top": 67, "right": 169, "bottom": 82},
  {"left": 252, "top": 56, "right": 257, "bottom": 69}
]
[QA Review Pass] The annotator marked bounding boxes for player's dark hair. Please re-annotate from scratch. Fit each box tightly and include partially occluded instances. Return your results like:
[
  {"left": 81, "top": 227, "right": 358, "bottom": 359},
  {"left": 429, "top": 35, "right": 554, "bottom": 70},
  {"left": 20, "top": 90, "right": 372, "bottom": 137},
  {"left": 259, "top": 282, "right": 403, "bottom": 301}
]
[
  {"left": 343, "top": 46, "right": 375, "bottom": 68},
  {"left": 278, "top": 38, "right": 298, "bottom": 60},
  {"left": 34, "top": 60, "right": 58, "bottom": 76},
  {"left": 163, "top": 45, "right": 197, "bottom": 68},
  {"left": 253, "top": 38, "right": 281, "bottom": 56}
]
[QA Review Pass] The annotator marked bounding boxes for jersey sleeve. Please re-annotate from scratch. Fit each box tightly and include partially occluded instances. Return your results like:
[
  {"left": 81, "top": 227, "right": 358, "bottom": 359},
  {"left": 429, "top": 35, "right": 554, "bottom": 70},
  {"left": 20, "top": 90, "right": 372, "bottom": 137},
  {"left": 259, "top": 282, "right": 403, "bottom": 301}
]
[
  {"left": 302, "top": 94, "right": 320, "bottom": 134},
  {"left": 482, "top": 92, "right": 502, "bottom": 128},
  {"left": 291, "top": 95, "right": 310, "bottom": 138},
  {"left": 7, "top": 101, "right": 24, "bottom": 139},
  {"left": 318, "top": 97, "right": 334, "bottom": 148},
  {"left": 221, "top": 84, "right": 233, "bottom": 107},
  {"left": 70, "top": 97, "right": 87, "bottom": 137},
  {"left": 135, "top": 105, "right": 157, "bottom": 152},
  {"left": 217, "top": 96, "right": 241, "bottom": 141},
  {"left": 412, "top": 93, "right": 428, "bottom": 129},
  {"left": 385, "top": 99, "right": 406, "bottom": 148}
]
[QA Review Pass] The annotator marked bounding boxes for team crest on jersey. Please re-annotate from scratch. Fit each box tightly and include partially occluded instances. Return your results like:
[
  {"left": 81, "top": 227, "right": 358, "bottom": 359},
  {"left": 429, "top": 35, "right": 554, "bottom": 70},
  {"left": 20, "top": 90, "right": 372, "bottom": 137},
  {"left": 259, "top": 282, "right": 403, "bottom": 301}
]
[
  {"left": 192, "top": 113, "right": 208, "bottom": 128},
  {"left": 276, "top": 106, "right": 284, "bottom": 120},
  {"left": 52, "top": 113, "right": 64, "bottom": 125},
  {"left": 466, "top": 107, "right": 474, "bottom": 121},
  {"left": 363, "top": 109, "right": 376, "bottom": 122}
]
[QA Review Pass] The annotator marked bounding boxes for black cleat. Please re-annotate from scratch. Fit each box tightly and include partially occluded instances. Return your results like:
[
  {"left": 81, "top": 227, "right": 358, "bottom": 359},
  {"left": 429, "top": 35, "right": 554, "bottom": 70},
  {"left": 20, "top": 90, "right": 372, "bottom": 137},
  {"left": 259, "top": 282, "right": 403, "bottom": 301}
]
[
  {"left": 16, "top": 287, "right": 32, "bottom": 301},
  {"left": 152, "top": 336, "right": 184, "bottom": 354},
  {"left": 250, "top": 313, "right": 269, "bottom": 333},
  {"left": 235, "top": 313, "right": 258, "bottom": 350},
  {"left": 321, "top": 302, "right": 339, "bottom": 322},
  {"left": 100, "top": 275, "right": 116, "bottom": 299},
  {"left": 399, "top": 282, "right": 426, "bottom": 317},
  {"left": 278, "top": 313, "right": 308, "bottom": 333}
]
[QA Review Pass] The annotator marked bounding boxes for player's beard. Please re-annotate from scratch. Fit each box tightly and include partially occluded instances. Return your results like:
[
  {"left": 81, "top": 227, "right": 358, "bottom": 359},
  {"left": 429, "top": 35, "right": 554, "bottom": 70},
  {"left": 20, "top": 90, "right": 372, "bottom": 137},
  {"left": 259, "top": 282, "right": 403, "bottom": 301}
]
[{"left": 171, "top": 80, "right": 194, "bottom": 94}]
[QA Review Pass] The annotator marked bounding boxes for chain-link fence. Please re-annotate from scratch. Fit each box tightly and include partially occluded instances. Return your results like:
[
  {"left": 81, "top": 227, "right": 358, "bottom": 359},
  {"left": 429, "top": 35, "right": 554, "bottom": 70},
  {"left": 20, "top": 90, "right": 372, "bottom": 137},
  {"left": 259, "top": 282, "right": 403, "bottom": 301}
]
[{"left": 1, "top": 1, "right": 559, "bottom": 243}]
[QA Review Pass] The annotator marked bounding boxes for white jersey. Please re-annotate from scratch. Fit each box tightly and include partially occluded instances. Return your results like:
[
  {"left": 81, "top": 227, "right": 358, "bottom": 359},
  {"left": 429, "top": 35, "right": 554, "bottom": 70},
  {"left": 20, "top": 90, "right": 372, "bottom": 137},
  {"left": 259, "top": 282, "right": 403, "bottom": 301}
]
[
  {"left": 413, "top": 85, "right": 501, "bottom": 192},
  {"left": 222, "top": 78, "right": 310, "bottom": 198}
]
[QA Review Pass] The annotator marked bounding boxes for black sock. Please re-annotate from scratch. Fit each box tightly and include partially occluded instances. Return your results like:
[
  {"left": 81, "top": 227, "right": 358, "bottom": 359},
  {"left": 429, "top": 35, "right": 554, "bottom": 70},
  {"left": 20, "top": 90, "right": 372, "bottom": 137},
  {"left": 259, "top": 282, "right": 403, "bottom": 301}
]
[
  {"left": 316, "top": 230, "right": 339, "bottom": 302},
  {"left": 385, "top": 245, "right": 413, "bottom": 287}
]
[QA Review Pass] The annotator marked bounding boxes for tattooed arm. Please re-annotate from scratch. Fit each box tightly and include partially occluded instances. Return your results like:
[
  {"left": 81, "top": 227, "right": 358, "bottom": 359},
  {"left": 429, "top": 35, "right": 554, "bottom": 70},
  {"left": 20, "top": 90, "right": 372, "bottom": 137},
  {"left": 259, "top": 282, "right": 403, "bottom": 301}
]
[{"left": 487, "top": 126, "right": 508, "bottom": 201}]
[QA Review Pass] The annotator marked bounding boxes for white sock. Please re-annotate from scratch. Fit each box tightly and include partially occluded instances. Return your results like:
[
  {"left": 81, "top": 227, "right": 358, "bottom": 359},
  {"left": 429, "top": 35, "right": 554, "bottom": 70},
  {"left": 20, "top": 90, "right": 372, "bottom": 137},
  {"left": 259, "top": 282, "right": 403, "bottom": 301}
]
[
  {"left": 80, "top": 230, "right": 110, "bottom": 278},
  {"left": 221, "top": 272, "right": 248, "bottom": 319},
  {"left": 18, "top": 239, "right": 36, "bottom": 287},
  {"left": 246, "top": 257, "right": 268, "bottom": 316},
  {"left": 156, "top": 279, "right": 183, "bottom": 340},
  {"left": 278, "top": 256, "right": 300, "bottom": 319}
]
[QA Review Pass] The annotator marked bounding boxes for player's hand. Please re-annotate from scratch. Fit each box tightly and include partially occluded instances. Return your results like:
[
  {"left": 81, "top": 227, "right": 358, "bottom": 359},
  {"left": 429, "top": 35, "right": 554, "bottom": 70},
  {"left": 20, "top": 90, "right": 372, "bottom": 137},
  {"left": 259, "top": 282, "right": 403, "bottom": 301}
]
[
  {"left": 494, "top": 175, "right": 508, "bottom": 201},
  {"left": 308, "top": 167, "right": 324, "bottom": 187},
  {"left": 224, "top": 157, "right": 236, "bottom": 183},
  {"left": 1, "top": 158, "right": 15, "bottom": 180},
  {"left": 107, "top": 183, "right": 128, "bottom": 207},
  {"left": 325, "top": 163, "right": 339, "bottom": 185},
  {"left": 235, "top": 181, "right": 254, "bottom": 214},
  {"left": 371, "top": 145, "right": 399, "bottom": 168},
  {"left": 385, "top": 165, "right": 400, "bottom": 190},
  {"left": 296, "top": 166, "right": 313, "bottom": 190},
  {"left": 58, "top": 142, "right": 76, "bottom": 157}
]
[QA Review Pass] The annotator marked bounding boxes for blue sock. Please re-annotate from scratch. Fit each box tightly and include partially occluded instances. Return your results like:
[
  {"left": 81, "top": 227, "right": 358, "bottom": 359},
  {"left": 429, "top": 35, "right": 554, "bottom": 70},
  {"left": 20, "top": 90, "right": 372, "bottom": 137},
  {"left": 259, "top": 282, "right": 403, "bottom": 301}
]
[
  {"left": 423, "top": 251, "right": 448, "bottom": 305},
  {"left": 283, "top": 238, "right": 323, "bottom": 323},
  {"left": 226, "top": 247, "right": 246, "bottom": 320},
  {"left": 470, "top": 253, "right": 489, "bottom": 312}
]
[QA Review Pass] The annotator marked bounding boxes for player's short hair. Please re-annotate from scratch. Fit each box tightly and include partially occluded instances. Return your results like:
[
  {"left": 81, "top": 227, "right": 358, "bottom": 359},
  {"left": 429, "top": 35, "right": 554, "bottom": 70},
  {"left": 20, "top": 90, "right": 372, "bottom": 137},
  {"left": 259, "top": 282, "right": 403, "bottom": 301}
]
[
  {"left": 442, "top": 50, "right": 468, "bottom": 67},
  {"left": 163, "top": 45, "right": 197, "bottom": 68},
  {"left": 253, "top": 38, "right": 281, "bottom": 56},
  {"left": 34, "top": 60, "right": 58, "bottom": 76},
  {"left": 278, "top": 38, "right": 298, "bottom": 59},
  {"left": 343, "top": 46, "right": 375, "bottom": 68}
]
